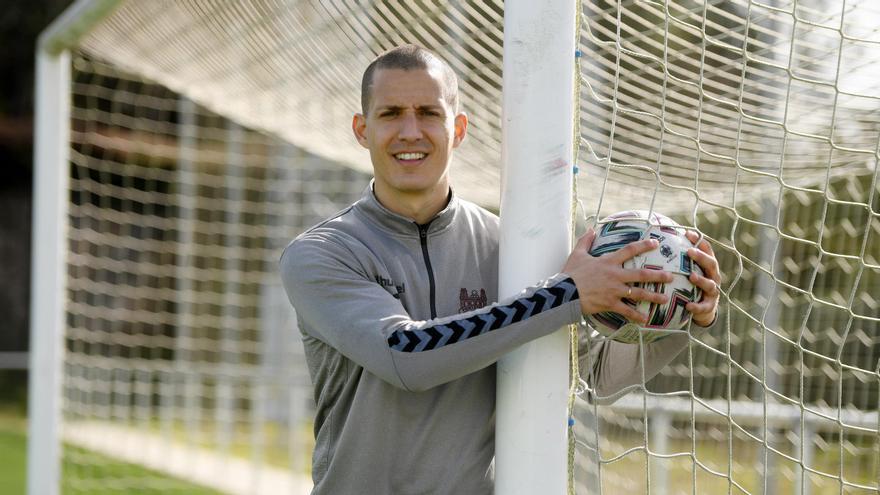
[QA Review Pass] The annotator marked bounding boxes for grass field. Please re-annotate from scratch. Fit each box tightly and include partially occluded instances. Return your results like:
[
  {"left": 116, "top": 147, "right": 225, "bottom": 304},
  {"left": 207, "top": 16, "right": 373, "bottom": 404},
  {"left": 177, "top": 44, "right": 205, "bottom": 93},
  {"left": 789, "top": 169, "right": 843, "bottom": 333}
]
[
  {"left": 3, "top": 404, "right": 875, "bottom": 494},
  {"left": 0, "top": 429, "right": 27, "bottom": 495},
  {"left": 0, "top": 410, "right": 223, "bottom": 495},
  {"left": 588, "top": 431, "right": 880, "bottom": 495}
]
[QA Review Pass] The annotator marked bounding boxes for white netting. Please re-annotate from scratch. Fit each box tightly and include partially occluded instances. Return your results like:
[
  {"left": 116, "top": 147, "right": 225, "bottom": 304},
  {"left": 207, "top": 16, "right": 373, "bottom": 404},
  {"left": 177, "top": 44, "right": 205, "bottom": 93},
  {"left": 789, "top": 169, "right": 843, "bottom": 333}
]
[
  {"left": 77, "top": 0, "right": 505, "bottom": 207},
  {"left": 577, "top": 0, "right": 880, "bottom": 216},
  {"left": 574, "top": 1, "right": 880, "bottom": 494},
  {"left": 63, "top": 55, "right": 369, "bottom": 493},
  {"left": 42, "top": 0, "right": 880, "bottom": 493}
]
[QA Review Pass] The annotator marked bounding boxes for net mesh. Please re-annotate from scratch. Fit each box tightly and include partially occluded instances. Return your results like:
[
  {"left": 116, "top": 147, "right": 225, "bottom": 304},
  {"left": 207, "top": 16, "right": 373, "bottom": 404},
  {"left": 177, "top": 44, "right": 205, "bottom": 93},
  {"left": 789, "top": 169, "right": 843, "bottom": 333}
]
[
  {"left": 64, "top": 55, "right": 369, "bottom": 493},
  {"left": 575, "top": 1, "right": 880, "bottom": 494},
  {"left": 46, "top": 0, "right": 880, "bottom": 493},
  {"left": 77, "top": 0, "right": 505, "bottom": 207}
]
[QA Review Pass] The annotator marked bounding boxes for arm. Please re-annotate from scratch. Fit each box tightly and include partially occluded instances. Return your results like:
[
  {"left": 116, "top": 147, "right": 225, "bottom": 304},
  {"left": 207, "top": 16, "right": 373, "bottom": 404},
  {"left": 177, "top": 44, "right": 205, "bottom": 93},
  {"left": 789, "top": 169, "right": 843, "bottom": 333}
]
[
  {"left": 280, "top": 236, "right": 582, "bottom": 392},
  {"left": 577, "top": 229, "right": 722, "bottom": 404},
  {"left": 580, "top": 330, "right": 689, "bottom": 404}
]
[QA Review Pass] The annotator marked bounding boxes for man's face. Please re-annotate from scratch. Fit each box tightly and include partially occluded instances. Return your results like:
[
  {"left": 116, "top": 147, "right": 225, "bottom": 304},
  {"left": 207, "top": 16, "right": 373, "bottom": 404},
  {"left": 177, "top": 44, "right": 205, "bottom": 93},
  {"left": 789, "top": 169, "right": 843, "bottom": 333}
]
[{"left": 353, "top": 67, "right": 467, "bottom": 202}]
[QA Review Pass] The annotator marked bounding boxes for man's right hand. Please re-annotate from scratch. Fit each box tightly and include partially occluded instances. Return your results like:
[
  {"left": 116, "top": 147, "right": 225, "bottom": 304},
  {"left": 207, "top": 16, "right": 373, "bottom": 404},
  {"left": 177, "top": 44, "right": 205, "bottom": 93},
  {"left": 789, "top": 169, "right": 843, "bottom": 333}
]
[{"left": 561, "top": 229, "right": 673, "bottom": 324}]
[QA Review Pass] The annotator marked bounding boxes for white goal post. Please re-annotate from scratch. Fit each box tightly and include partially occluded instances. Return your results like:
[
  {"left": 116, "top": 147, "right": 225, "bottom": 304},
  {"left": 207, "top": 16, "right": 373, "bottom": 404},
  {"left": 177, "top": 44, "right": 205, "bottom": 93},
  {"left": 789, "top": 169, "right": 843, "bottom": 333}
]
[
  {"left": 29, "top": 2, "right": 121, "bottom": 494},
  {"left": 496, "top": 1, "right": 577, "bottom": 493},
  {"left": 30, "top": 1, "right": 880, "bottom": 495}
]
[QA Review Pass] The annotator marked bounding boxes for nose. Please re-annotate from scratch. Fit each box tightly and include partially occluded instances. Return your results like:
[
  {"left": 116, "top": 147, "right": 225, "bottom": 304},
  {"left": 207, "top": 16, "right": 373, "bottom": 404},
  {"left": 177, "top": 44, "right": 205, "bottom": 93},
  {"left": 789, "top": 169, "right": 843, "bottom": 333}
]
[{"left": 397, "top": 112, "right": 422, "bottom": 141}]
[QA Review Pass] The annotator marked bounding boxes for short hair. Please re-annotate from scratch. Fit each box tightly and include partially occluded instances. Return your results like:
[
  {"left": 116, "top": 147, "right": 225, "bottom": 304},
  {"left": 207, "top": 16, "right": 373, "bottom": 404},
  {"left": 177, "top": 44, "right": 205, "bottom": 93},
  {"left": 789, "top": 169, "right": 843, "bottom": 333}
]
[{"left": 360, "top": 44, "right": 460, "bottom": 115}]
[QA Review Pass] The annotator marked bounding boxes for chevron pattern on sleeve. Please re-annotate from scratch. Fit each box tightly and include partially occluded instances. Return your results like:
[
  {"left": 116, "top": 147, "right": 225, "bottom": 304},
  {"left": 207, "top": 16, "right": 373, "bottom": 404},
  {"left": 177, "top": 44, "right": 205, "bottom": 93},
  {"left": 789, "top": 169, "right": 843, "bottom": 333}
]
[{"left": 387, "top": 278, "right": 579, "bottom": 353}]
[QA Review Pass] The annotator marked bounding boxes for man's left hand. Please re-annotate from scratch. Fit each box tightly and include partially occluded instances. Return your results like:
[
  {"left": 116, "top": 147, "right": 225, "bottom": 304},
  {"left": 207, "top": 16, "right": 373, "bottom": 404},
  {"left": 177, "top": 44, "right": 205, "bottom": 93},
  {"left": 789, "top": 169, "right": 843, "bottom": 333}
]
[{"left": 684, "top": 230, "right": 721, "bottom": 327}]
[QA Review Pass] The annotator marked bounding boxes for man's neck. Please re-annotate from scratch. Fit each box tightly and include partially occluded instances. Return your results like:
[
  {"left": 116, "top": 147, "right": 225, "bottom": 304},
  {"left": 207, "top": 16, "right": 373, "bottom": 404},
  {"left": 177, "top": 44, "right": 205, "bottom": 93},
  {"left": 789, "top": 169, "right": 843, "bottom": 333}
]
[{"left": 374, "top": 183, "right": 451, "bottom": 225}]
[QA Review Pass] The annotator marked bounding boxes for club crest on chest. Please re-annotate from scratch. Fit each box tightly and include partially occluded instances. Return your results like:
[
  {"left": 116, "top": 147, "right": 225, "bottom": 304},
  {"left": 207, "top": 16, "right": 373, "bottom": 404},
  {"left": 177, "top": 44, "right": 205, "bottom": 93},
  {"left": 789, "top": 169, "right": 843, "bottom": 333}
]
[{"left": 459, "top": 288, "right": 488, "bottom": 312}]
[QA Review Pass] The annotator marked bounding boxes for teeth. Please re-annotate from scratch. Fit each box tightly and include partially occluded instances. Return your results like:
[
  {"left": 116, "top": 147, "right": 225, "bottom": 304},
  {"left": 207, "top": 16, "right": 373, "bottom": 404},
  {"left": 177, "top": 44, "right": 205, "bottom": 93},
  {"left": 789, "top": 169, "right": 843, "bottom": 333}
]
[{"left": 395, "top": 152, "right": 426, "bottom": 160}]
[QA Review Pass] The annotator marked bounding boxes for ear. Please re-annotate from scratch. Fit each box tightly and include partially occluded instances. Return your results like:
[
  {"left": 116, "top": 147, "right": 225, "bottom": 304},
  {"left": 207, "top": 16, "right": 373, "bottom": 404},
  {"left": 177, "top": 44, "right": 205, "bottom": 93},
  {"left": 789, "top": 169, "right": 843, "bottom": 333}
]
[
  {"left": 352, "top": 113, "right": 368, "bottom": 149},
  {"left": 452, "top": 112, "right": 468, "bottom": 148}
]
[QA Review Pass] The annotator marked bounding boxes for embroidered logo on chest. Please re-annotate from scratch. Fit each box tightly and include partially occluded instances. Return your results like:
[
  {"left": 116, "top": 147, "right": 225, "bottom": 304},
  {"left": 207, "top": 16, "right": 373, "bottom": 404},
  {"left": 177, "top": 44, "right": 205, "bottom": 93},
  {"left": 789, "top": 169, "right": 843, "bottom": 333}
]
[
  {"left": 459, "top": 288, "right": 488, "bottom": 312},
  {"left": 375, "top": 275, "right": 406, "bottom": 299}
]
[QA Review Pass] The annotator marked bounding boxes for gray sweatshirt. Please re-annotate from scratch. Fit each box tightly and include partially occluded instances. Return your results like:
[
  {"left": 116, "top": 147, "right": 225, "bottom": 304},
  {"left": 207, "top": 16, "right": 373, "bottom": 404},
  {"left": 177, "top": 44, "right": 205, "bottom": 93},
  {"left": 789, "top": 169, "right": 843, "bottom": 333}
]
[{"left": 280, "top": 185, "right": 690, "bottom": 494}]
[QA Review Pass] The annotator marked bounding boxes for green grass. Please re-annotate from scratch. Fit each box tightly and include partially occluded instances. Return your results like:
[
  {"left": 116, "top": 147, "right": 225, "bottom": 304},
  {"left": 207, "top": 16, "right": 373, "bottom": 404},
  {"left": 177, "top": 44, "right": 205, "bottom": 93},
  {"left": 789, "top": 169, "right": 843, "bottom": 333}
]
[
  {"left": 593, "top": 433, "right": 880, "bottom": 495},
  {"left": 139, "top": 418, "right": 314, "bottom": 475},
  {"left": 0, "top": 428, "right": 28, "bottom": 495},
  {"left": 0, "top": 410, "right": 223, "bottom": 495},
  {"left": 5, "top": 400, "right": 874, "bottom": 494},
  {"left": 61, "top": 445, "right": 223, "bottom": 495}
]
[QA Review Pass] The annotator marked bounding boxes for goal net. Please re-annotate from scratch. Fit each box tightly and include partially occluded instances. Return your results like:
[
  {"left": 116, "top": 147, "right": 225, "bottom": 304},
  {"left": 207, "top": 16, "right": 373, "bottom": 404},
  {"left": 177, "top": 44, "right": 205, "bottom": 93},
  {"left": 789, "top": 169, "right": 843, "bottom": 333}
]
[
  {"left": 573, "top": 1, "right": 879, "bottom": 494},
  {"left": 33, "top": 1, "right": 879, "bottom": 494}
]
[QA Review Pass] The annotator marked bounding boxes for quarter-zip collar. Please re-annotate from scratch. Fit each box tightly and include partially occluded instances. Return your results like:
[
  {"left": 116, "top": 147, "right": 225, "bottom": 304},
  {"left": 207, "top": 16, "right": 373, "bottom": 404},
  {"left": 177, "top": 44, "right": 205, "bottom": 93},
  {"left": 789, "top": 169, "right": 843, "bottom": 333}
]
[{"left": 355, "top": 180, "right": 459, "bottom": 237}]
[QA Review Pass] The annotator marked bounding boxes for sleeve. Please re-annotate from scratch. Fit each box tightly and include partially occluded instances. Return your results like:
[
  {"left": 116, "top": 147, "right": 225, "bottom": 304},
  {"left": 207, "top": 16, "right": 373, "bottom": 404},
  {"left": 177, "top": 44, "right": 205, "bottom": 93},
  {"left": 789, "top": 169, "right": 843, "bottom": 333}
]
[
  {"left": 281, "top": 235, "right": 583, "bottom": 392},
  {"left": 579, "top": 329, "right": 691, "bottom": 405}
]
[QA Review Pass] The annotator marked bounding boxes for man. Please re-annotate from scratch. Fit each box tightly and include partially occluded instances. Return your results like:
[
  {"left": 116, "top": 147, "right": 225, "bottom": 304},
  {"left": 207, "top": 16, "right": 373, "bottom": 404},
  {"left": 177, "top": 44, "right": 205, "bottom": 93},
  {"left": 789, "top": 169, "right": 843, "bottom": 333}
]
[{"left": 280, "top": 45, "right": 720, "bottom": 494}]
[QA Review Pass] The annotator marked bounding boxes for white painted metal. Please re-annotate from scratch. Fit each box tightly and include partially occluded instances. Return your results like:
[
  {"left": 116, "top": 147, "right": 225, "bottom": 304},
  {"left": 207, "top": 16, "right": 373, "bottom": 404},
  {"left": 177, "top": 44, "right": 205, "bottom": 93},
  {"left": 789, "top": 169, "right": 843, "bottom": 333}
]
[
  {"left": 649, "top": 410, "right": 671, "bottom": 495},
  {"left": 37, "top": 0, "right": 123, "bottom": 56},
  {"left": 608, "top": 395, "right": 878, "bottom": 431},
  {"left": 29, "top": 2, "right": 124, "bottom": 494},
  {"left": 28, "top": 47, "right": 71, "bottom": 495},
  {"left": 495, "top": 0, "right": 577, "bottom": 493}
]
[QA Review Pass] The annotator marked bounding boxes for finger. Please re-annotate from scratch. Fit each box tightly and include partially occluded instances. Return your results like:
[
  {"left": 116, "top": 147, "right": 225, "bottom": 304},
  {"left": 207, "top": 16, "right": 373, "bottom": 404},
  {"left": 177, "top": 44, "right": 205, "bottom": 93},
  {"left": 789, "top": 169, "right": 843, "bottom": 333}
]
[
  {"left": 686, "top": 230, "right": 715, "bottom": 255},
  {"left": 609, "top": 237, "right": 659, "bottom": 263},
  {"left": 686, "top": 300, "right": 715, "bottom": 316},
  {"left": 621, "top": 267, "right": 674, "bottom": 284},
  {"left": 611, "top": 301, "right": 648, "bottom": 325},
  {"left": 628, "top": 285, "right": 669, "bottom": 306},
  {"left": 576, "top": 229, "right": 596, "bottom": 252},
  {"left": 618, "top": 284, "right": 667, "bottom": 304},
  {"left": 689, "top": 272, "right": 720, "bottom": 298},
  {"left": 688, "top": 247, "right": 720, "bottom": 278}
]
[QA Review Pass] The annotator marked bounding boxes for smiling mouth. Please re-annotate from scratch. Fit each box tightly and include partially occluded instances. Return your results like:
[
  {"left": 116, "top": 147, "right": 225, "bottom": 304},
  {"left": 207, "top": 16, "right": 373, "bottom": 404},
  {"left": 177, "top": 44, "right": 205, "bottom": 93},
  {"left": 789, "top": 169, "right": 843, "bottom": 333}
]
[{"left": 394, "top": 152, "right": 427, "bottom": 161}]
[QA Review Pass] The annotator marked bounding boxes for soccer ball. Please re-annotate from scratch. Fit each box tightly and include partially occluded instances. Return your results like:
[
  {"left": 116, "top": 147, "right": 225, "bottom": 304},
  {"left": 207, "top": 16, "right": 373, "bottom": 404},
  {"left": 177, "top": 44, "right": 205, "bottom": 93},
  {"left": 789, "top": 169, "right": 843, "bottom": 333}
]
[{"left": 586, "top": 210, "right": 703, "bottom": 344}]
